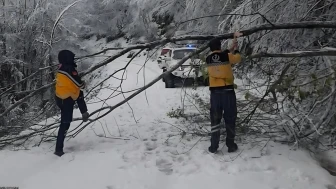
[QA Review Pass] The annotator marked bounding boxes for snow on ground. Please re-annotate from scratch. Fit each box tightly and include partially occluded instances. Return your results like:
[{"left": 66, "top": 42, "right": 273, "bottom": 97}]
[{"left": 0, "top": 38, "right": 335, "bottom": 189}]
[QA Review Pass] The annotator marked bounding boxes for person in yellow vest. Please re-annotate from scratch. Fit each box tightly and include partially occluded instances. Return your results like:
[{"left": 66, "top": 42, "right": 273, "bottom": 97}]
[
  {"left": 206, "top": 32, "right": 243, "bottom": 153},
  {"left": 54, "top": 50, "right": 89, "bottom": 157}
]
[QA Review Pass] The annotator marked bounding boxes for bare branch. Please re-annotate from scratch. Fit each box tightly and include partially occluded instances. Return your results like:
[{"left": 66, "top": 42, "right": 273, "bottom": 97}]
[
  {"left": 249, "top": 50, "right": 336, "bottom": 59},
  {"left": 0, "top": 64, "right": 58, "bottom": 97},
  {"left": 2, "top": 20, "right": 336, "bottom": 139},
  {"left": 68, "top": 45, "right": 209, "bottom": 138},
  {"left": 0, "top": 83, "right": 54, "bottom": 118},
  {"left": 80, "top": 21, "right": 336, "bottom": 77},
  {"left": 75, "top": 47, "right": 125, "bottom": 59},
  {"left": 50, "top": 0, "right": 83, "bottom": 45},
  {"left": 178, "top": 12, "right": 275, "bottom": 26}
]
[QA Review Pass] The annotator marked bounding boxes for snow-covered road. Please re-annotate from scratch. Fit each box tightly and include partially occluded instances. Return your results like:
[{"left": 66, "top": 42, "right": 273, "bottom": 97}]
[{"left": 0, "top": 39, "right": 335, "bottom": 189}]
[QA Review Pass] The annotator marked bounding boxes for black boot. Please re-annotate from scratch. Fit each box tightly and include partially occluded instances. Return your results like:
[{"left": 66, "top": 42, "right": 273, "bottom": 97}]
[
  {"left": 226, "top": 137, "right": 238, "bottom": 153},
  {"left": 54, "top": 151, "right": 65, "bottom": 157},
  {"left": 227, "top": 143, "right": 238, "bottom": 153},
  {"left": 208, "top": 145, "right": 218, "bottom": 153},
  {"left": 209, "top": 135, "right": 219, "bottom": 153},
  {"left": 55, "top": 122, "right": 70, "bottom": 157}
]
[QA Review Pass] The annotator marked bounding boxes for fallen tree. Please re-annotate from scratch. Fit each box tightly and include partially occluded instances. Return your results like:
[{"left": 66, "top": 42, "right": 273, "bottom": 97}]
[
  {"left": 2, "top": 20, "right": 336, "bottom": 119},
  {"left": 1, "top": 20, "right": 336, "bottom": 148}
]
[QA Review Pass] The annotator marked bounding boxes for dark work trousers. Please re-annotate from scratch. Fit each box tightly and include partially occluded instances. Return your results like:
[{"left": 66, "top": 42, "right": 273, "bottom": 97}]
[
  {"left": 77, "top": 91, "right": 88, "bottom": 114},
  {"left": 209, "top": 89, "right": 237, "bottom": 150},
  {"left": 55, "top": 92, "right": 88, "bottom": 152},
  {"left": 55, "top": 97, "right": 75, "bottom": 152}
]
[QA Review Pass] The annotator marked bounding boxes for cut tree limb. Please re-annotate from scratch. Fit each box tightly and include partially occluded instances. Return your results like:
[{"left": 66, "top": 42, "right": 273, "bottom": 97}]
[
  {"left": 69, "top": 45, "right": 209, "bottom": 137},
  {"left": 75, "top": 47, "right": 125, "bottom": 59},
  {"left": 2, "top": 21, "right": 336, "bottom": 145},
  {"left": 80, "top": 21, "right": 336, "bottom": 76},
  {"left": 80, "top": 21, "right": 336, "bottom": 62},
  {"left": 248, "top": 50, "right": 336, "bottom": 58},
  {"left": 172, "top": 21, "right": 336, "bottom": 41},
  {"left": 178, "top": 12, "right": 275, "bottom": 26}
]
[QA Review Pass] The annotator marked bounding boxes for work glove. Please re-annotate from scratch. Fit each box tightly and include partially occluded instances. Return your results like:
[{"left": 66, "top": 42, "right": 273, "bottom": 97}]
[
  {"left": 82, "top": 112, "right": 89, "bottom": 122},
  {"left": 80, "top": 81, "right": 86, "bottom": 89}
]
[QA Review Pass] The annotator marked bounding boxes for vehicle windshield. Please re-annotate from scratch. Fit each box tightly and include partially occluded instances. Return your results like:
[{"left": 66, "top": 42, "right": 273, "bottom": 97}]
[{"left": 172, "top": 49, "right": 198, "bottom": 59}]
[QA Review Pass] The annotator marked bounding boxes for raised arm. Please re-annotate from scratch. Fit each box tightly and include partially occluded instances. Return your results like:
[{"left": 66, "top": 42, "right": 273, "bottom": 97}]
[{"left": 228, "top": 32, "right": 243, "bottom": 64}]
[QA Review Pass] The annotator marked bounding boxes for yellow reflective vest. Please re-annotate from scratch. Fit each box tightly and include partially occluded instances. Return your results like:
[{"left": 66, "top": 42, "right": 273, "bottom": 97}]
[
  {"left": 55, "top": 65, "right": 85, "bottom": 100},
  {"left": 205, "top": 50, "right": 241, "bottom": 89}
]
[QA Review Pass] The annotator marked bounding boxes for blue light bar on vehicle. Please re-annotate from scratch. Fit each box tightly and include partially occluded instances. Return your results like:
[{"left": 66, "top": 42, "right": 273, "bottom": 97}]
[{"left": 186, "top": 44, "right": 196, "bottom": 48}]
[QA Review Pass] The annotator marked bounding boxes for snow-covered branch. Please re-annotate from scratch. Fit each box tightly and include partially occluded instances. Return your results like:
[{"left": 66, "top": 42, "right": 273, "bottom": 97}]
[
  {"left": 50, "top": 0, "right": 83, "bottom": 45},
  {"left": 248, "top": 50, "right": 336, "bottom": 59},
  {"left": 0, "top": 44, "right": 209, "bottom": 144},
  {"left": 2, "top": 20, "right": 336, "bottom": 119},
  {"left": 0, "top": 83, "right": 54, "bottom": 119},
  {"left": 81, "top": 21, "right": 336, "bottom": 77},
  {"left": 174, "top": 21, "right": 336, "bottom": 41},
  {"left": 2, "top": 17, "right": 336, "bottom": 147}
]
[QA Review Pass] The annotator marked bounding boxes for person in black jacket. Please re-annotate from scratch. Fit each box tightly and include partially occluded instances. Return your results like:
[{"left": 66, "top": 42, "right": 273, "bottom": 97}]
[{"left": 54, "top": 50, "right": 89, "bottom": 157}]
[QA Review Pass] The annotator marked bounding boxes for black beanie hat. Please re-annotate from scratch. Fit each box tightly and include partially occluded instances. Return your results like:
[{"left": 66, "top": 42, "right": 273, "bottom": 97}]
[
  {"left": 58, "top": 50, "right": 76, "bottom": 67},
  {"left": 208, "top": 38, "right": 221, "bottom": 51}
]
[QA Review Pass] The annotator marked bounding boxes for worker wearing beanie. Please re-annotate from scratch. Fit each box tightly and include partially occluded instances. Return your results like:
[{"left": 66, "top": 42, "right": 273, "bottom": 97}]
[
  {"left": 54, "top": 50, "right": 89, "bottom": 157},
  {"left": 206, "top": 32, "right": 243, "bottom": 154}
]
